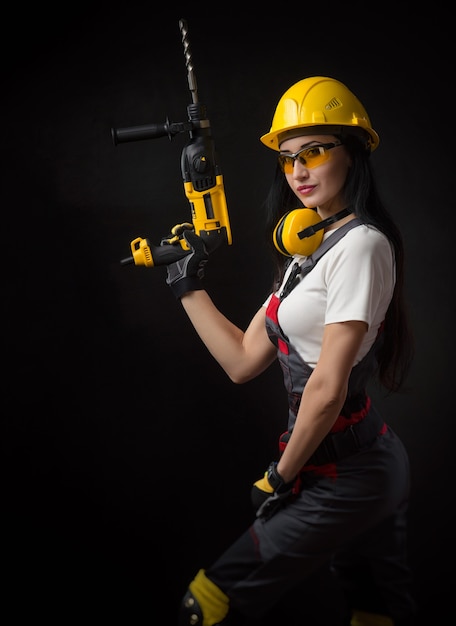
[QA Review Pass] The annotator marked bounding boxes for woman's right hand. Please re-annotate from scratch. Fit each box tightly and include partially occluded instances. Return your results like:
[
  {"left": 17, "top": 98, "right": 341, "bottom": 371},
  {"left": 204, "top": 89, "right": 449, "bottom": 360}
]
[{"left": 165, "top": 229, "right": 208, "bottom": 299}]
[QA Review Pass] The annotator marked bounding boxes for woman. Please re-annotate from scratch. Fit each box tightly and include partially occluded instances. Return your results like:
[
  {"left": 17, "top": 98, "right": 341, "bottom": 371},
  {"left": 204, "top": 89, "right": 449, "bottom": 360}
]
[{"left": 167, "top": 77, "right": 416, "bottom": 626}]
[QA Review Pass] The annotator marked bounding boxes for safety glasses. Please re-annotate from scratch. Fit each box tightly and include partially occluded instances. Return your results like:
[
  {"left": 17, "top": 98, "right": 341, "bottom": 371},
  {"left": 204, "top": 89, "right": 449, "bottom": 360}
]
[{"left": 278, "top": 142, "right": 343, "bottom": 174}]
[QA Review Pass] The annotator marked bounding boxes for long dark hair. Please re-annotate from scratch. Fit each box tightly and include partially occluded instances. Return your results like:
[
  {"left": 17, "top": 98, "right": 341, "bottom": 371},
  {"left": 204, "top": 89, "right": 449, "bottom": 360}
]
[{"left": 262, "top": 134, "right": 414, "bottom": 393}]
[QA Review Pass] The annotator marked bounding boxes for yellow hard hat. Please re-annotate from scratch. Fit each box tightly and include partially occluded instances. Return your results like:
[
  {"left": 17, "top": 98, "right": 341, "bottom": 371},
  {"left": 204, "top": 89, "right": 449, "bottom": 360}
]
[{"left": 260, "top": 76, "right": 379, "bottom": 152}]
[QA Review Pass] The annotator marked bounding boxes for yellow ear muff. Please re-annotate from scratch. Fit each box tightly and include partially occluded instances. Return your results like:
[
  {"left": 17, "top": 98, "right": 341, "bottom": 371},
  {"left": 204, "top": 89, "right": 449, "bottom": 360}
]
[{"left": 273, "top": 208, "right": 324, "bottom": 257}]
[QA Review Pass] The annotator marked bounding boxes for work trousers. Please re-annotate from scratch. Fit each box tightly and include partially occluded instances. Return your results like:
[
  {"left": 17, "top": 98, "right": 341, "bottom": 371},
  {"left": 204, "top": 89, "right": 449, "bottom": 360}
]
[{"left": 206, "top": 427, "right": 416, "bottom": 625}]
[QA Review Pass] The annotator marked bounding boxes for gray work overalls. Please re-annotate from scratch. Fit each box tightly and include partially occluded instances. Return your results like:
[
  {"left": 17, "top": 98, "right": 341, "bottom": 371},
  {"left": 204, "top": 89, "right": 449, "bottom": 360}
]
[{"left": 206, "top": 220, "right": 416, "bottom": 625}]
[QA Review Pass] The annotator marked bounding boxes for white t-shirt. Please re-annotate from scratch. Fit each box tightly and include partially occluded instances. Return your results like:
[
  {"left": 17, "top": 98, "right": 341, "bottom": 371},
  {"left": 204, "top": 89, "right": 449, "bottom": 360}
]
[{"left": 264, "top": 224, "right": 395, "bottom": 368}]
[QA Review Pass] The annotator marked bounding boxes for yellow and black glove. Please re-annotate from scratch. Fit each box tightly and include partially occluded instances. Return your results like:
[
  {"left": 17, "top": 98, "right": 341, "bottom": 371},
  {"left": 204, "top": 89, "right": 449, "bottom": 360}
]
[
  {"left": 251, "top": 461, "right": 295, "bottom": 520},
  {"left": 165, "top": 229, "right": 208, "bottom": 299}
]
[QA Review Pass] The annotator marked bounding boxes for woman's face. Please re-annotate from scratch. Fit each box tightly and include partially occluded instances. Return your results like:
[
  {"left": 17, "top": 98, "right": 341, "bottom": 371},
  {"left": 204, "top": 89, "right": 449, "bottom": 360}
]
[{"left": 278, "top": 134, "right": 352, "bottom": 213}]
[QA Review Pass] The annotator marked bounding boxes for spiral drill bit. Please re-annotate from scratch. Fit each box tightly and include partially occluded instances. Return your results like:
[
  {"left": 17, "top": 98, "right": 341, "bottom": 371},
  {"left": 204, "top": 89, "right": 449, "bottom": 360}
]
[{"left": 179, "top": 18, "right": 198, "bottom": 104}]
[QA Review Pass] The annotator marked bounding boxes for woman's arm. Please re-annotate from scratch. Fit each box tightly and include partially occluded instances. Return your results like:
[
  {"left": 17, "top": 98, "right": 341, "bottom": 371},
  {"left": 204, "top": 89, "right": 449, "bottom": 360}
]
[
  {"left": 276, "top": 319, "right": 368, "bottom": 482},
  {"left": 180, "top": 290, "right": 277, "bottom": 384}
]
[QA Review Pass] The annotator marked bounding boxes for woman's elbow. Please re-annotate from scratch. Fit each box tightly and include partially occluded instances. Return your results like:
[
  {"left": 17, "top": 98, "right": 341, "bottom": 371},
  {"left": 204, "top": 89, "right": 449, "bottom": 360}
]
[
  {"left": 227, "top": 371, "right": 254, "bottom": 385},
  {"left": 226, "top": 360, "right": 274, "bottom": 385}
]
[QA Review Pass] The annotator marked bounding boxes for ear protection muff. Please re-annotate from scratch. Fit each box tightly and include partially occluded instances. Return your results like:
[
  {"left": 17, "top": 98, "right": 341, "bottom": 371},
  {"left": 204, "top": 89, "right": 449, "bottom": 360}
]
[
  {"left": 273, "top": 207, "right": 353, "bottom": 256},
  {"left": 273, "top": 208, "right": 323, "bottom": 256}
]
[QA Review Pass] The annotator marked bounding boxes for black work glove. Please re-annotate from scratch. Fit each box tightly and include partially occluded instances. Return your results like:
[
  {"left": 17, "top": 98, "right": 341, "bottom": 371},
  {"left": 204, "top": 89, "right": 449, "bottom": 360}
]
[
  {"left": 165, "top": 229, "right": 208, "bottom": 299},
  {"left": 251, "top": 461, "right": 295, "bottom": 520}
]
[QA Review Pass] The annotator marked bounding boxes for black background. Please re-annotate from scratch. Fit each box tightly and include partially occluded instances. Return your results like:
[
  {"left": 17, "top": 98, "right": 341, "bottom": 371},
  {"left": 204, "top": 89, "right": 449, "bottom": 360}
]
[{"left": 4, "top": 5, "right": 454, "bottom": 624}]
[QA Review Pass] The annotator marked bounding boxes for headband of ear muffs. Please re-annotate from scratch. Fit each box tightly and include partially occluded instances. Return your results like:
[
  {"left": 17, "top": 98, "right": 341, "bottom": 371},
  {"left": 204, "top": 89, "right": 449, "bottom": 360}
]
[{"left": 273, "top": 207, "right": 353, "bottom": 256}]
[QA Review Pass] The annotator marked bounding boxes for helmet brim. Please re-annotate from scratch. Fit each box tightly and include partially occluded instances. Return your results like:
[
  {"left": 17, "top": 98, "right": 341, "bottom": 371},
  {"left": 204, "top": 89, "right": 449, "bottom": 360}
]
[{"left": 260, "top": 123, "right": 379, "bottom": 152}]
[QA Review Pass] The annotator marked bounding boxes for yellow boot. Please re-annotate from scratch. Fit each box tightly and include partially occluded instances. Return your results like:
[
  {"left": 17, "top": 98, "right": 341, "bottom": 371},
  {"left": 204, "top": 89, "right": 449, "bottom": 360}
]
[
  {"left": 351, "top": 609, "right": 394, "bottom": 626},
  {"left": 179, "top": 569, "right": 230, "bottom": 626}
]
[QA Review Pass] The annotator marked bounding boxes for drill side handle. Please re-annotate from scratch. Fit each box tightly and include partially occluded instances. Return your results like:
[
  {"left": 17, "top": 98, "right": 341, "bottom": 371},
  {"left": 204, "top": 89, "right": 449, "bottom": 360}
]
[{"left": 111, "top": 120, "right": 193, "bottom": 145}]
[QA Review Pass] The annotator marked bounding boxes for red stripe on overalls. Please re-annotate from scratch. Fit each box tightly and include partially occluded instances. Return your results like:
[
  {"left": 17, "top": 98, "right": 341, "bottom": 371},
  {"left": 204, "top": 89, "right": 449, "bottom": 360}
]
[{"left": 266, "top": 294, "right": 289, "bottom": 355}]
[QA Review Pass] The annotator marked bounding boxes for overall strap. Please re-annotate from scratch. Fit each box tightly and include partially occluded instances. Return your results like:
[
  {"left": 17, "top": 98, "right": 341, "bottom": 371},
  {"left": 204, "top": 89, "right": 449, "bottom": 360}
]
[
  {"left": 303, "top": 217, "right": 362, "bottom": 269},
  {"left": 280, "top": 218, "right": 362, "bottom": 300}
]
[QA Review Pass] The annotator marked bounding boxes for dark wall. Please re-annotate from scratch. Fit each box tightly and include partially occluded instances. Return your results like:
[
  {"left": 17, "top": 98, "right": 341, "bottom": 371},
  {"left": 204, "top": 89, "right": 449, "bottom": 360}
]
[{"left": 4, "top": 7, "right": 453, "bottom": 624}]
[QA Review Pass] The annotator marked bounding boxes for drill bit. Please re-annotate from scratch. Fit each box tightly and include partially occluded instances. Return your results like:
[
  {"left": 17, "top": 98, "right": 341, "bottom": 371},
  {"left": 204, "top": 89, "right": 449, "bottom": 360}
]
[{"left": 179, "top": 18, "right": 198, "bottom": 104}]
